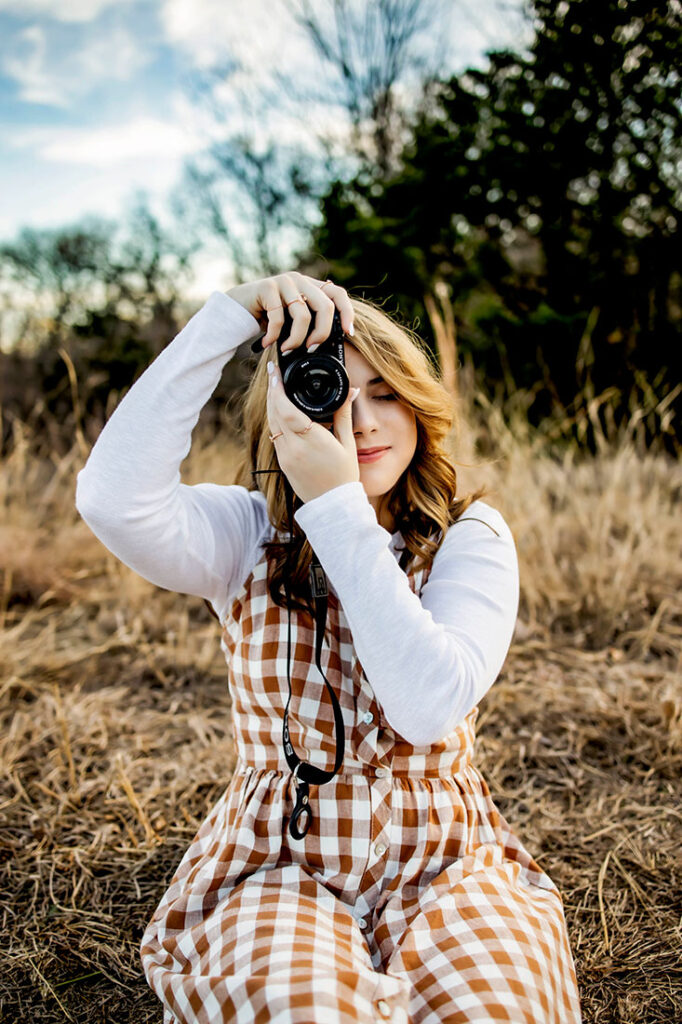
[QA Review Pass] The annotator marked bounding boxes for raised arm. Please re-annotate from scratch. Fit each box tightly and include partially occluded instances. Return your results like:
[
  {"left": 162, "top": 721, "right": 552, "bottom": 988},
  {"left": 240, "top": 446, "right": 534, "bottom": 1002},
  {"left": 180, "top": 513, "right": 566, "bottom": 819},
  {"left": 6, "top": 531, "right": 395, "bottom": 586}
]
[
  {"left": 294, "top": 484, "right": 519, "bottom": 746},
  {"left": 75, "top": 291, "right": 270, "bottom": 618}
]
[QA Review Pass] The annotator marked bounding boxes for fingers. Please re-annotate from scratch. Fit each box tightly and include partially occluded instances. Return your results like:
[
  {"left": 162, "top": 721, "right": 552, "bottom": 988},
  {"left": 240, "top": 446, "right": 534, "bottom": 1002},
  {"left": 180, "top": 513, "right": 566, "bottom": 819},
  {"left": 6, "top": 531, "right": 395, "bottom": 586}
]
[
  {"left": 266, "top": 360, "right": 316, "bottom": 437},
  {"left": 257, "top": 274, "right": 308, "bottom": 351},
  {"left": 277, "top": 274, "right": 316, "bottom": 353},
  {"left": 283, "top": 273, "right": 351, "bottom": 352},
  {"left": 258, "top": 279, "right": 286, "bottom": 349},
  {"left": 304, "top": 276, "right": 355, "bottom": 339},
  {"left": 259, "top": 272, "right": 354, "bottom": 352}
]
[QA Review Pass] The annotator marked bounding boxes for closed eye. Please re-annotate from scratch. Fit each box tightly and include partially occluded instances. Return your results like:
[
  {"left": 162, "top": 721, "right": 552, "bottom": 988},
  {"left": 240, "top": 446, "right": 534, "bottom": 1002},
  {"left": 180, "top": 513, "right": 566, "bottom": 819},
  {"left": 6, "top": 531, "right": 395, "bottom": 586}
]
[{"left": 375, "top": 393, "right": 398, "bottom": 401}]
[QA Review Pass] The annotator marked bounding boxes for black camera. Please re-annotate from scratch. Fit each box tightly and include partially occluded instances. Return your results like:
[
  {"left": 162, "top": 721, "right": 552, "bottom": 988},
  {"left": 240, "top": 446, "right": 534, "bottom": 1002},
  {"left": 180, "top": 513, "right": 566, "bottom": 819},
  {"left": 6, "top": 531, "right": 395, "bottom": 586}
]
[{"left": 251, "top": 305, "right": 349, "bottom": 422}]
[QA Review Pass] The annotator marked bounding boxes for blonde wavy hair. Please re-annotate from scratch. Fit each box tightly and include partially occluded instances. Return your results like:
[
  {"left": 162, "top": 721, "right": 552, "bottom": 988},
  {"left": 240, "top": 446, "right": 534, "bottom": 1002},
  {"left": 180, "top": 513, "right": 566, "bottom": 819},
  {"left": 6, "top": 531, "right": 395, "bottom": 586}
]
[{"left": 232, "top": 294, "right": 486, "bottom": 625}]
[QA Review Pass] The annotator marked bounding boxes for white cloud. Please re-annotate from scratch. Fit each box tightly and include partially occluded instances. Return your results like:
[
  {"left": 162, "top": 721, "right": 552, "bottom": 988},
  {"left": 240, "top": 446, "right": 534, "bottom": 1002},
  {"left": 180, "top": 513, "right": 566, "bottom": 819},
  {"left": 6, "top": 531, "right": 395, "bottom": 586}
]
[
  {"left": 449, "top": 0, "right": 533, "bottom": 63},
  {"left": 2, "top": 25, "right": 58, "bottom": 107},
  {"left": 68, "top": 26, "right": 150, "bottom": 82},
  {"left": 159, "top": 0, "right": 530, "bottom": 84},
  {"left": 0, "top": 0, "right": 134, "bottom": 24},
  {"left": 0, "top": 0, "right": 533, "bottom": 248},
  {"left": 160, "top": 0, "right": 308, "bottom": 72},
  {"left": 0, "top": 141, "right": 190, "bottom": 239},
  {"left": 2, "top": 22, "right": 150, "bottom": 107},
  {"left": 8, "top": 115, "right": 204, "bottom": 165},
  {"left": 157, "top": 0, "right": 531, "bottom": 153}
]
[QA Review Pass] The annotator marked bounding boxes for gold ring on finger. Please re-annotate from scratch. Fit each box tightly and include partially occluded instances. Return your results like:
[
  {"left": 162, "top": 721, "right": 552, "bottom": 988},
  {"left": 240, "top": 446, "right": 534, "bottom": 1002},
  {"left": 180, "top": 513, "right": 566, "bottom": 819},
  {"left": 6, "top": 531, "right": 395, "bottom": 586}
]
[
  {"left": 294, "top": 421, "right": 314, "bottom": 435},
  {"left": 269, "top": 430, "right": 284, "bottom": 442},
  {"left": 285, "top": 293, "right": 307, "bottom": 307},
  {"left": 320, "top": 279, "right": 334, "bottom": 292}
]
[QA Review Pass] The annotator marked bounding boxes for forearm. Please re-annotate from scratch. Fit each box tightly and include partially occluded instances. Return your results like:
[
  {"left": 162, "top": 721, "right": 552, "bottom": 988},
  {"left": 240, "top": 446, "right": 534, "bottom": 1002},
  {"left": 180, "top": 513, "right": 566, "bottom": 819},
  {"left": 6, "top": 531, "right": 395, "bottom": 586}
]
[
  {"left": 76, "top": 291, "right": 260, "bottom": 528},
  {"left": 74, "top": 292, "right": 269, "bottom": 608},
  {"left": 294, "top": 483, "right": 519, "bottom": 746}
]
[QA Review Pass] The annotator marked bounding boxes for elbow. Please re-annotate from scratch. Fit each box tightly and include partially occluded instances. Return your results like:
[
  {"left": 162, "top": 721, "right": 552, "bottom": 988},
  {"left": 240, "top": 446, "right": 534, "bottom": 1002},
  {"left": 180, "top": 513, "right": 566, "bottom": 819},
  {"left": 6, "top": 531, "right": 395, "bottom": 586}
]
[
  {"left": 398, "top": 723, "right": 459, "bottom": 747},
  {"left": 75, "top": 469, "right": 99, "bottom": 522},
  {"left": 391, "top": 695, "right": 473, "bottom": 747},
  {"left": 403, "top": 726, "right": 445, "bottom": 747},
  {"left": 403, "top": 709, "right": 473, "bottom": 747},
  {"left": 75, "top": 467, "right": 119, "bottom": 533},
  {"left": 75, "top": 469, "right": 96, "bottom": 523},
  {"left": 402, "top": 716, "right": 466, "bottom": 748},
  {"left": 402, "top": 655, "right": 482, "bottom": 747}
]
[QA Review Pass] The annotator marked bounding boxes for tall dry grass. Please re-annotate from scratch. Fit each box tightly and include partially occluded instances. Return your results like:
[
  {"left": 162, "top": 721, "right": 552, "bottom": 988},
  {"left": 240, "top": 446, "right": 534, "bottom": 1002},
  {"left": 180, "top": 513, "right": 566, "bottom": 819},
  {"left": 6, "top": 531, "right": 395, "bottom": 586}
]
[{"left": 1, "top": 369, "right": 680, "bottom": 1022}]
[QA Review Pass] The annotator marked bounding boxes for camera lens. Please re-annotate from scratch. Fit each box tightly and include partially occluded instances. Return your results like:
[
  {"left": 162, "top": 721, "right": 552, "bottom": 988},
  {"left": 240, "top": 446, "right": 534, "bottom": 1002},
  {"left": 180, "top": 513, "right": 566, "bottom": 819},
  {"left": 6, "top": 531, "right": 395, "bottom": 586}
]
[
  {"left": 301, "top": 366, "right": 336, "bottom": 404},
  {"left": 283, "top": 355, "right": 348, "bottom": 420}
]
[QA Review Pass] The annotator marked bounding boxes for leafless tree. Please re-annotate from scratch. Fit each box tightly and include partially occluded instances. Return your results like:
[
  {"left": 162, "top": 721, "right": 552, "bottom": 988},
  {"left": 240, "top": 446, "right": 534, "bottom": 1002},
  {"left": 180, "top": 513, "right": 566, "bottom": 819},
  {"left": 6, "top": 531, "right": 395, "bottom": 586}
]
[
  {"left": 286, "top": 0, "right": 455, "bottom": 177},
  {"left": 176, "top": 0, "right": 462, "bottom": 277}
]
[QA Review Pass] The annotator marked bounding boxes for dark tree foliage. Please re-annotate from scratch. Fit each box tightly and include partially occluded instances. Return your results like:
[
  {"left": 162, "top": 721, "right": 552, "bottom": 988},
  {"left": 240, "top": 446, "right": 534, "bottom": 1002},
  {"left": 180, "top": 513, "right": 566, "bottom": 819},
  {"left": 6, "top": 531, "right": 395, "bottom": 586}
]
[{"left": 307, "top": 0, "right": 681, "bottom": 444}]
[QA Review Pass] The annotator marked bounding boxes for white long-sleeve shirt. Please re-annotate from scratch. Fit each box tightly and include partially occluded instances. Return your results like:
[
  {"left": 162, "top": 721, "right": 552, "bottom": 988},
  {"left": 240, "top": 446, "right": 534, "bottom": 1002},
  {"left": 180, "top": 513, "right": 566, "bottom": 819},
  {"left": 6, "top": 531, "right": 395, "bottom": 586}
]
[{"left": 75, "top": 291, "right": 520, "bottom": 746}]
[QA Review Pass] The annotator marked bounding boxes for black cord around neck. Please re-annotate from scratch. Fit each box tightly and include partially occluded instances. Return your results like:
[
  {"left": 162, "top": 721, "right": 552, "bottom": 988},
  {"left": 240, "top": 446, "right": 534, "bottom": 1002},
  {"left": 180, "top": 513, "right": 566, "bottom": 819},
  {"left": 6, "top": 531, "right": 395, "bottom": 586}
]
[{"left": 251, "top": 467, "right": 345, "bottom": 840}]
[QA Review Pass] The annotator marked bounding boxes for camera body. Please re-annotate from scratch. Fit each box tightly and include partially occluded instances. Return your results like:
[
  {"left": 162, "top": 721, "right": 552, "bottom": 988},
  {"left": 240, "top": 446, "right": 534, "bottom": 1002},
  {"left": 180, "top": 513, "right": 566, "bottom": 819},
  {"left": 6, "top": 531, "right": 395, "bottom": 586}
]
[{"left": 252, "top": 305, "right": 350, "bottom": 422}]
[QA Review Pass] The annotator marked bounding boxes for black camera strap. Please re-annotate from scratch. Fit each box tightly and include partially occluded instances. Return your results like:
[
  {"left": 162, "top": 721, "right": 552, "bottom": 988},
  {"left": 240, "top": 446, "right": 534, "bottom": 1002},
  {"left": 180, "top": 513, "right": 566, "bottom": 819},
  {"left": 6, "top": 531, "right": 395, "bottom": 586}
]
[
  {"left": 248, "top": 314, "right": 348, "bottom": 840},
  {"left": 250, "top": 466, "right": 345, "bottom": 841},
  {"left": 281, "top": 477, "right": 345, "bottom": 840}
]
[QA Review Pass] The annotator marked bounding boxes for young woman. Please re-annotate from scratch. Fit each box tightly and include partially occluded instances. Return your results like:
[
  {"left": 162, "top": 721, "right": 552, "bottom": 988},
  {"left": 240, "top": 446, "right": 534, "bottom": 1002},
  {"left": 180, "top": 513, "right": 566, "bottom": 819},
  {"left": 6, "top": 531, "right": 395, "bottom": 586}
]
[{"left": 76, "top": 271, "right": 582, "bottom": 1023}]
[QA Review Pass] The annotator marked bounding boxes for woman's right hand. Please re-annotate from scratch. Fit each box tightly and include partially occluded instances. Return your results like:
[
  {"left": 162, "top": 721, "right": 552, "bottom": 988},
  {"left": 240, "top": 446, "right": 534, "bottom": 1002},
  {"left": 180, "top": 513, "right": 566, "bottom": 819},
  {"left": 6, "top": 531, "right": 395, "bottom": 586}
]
[{"left": 225, "top": 272, "right": 354, "bottom": 353}]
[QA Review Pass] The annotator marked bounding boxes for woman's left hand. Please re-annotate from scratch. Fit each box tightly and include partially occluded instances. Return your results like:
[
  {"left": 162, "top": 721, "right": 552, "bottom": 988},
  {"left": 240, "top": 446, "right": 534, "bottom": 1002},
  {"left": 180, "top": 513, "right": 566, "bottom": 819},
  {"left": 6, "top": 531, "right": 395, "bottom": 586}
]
[{"left": 267, "top": 362, "right": 360, "bottom": 503}]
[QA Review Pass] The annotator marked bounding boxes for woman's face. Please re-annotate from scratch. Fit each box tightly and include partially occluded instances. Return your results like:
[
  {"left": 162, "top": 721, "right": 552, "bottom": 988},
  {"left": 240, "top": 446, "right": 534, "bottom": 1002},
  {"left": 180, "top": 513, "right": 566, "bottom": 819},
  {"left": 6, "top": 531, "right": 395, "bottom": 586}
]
[{"left": 344, "top": 342, "right": 418, "bottom": 531}]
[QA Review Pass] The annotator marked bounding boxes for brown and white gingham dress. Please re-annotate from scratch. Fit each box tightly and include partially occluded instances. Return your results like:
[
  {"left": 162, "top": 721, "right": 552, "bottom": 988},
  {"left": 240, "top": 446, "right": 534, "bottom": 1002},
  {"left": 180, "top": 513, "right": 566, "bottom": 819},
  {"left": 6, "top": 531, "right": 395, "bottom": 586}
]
[{"left": 141, "top": 545, "right": 582, "bottom": 1023}]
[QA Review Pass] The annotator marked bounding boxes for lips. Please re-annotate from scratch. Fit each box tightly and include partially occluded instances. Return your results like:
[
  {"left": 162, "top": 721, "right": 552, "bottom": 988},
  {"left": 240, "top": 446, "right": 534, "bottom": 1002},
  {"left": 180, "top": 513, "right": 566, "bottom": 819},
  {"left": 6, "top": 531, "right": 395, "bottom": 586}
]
[{"left": 357, "top": 446, "right": 390, "bottom": 462}]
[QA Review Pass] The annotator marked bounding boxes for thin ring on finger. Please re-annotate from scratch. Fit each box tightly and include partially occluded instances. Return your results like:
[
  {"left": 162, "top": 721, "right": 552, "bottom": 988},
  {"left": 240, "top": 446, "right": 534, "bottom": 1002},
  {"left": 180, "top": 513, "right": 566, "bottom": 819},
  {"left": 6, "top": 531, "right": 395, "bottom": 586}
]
[
  {"left": 269, "top": 420, "right": 313, "bottom": 443},
  {"left": 308, "top": 276, "right": 354, "bottom": 337},
  {"left": 285, "top": 293, "right": 308, "bottom": 307}
]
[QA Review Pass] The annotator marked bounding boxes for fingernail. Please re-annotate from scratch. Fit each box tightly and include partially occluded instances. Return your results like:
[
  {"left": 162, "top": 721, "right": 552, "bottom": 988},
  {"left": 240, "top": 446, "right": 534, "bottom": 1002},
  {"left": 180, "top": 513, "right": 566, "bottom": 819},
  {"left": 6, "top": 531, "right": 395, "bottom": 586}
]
[
  {"left": 308, "top": 343, "right": 320, "bottom": 352},
  {"left": 348, "top": 323, "right": 355, "bottom": 336},
  {"left": 350, "top": 387, "right": 360, "bottom": 402},
  {"left": 270, "top": 373, "right": 278, "bottom": 388},
  {"left": 267, "top": 361, "right": 274, "bottom": 375}
]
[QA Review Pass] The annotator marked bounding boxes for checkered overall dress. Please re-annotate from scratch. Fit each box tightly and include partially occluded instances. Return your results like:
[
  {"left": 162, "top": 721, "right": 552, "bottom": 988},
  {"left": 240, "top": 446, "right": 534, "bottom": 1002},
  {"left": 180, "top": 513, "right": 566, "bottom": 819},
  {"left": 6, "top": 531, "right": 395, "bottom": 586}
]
[{"left": 140, "top": 541, "right": 582, "bottom": 1023}]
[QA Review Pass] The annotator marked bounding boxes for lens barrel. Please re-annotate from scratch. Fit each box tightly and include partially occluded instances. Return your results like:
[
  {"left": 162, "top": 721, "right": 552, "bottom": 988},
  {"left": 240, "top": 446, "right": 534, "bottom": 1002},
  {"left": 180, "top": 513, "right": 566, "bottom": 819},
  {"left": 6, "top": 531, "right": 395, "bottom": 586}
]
[{"left": 278, "top": 307, "right": 349, "bottom": 421}]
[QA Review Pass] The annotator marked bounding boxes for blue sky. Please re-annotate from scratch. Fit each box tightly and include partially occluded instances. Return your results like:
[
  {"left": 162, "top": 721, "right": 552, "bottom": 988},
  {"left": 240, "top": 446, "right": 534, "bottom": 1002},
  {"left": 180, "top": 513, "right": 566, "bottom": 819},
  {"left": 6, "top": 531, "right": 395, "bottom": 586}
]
[
  {"left": 0, "top": 0, "right": 529, "bottom": 291},
  {"left": 0, "top": 0, "right": 204, "bottom": 239}
]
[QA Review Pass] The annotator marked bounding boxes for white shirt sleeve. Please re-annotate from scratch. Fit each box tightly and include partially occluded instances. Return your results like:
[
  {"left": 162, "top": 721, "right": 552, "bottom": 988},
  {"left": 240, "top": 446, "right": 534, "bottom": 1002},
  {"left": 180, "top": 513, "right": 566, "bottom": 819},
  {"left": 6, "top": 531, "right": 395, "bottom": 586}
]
[
  {"left": 293, "top": 482, "right": 519, "bottom": 746},
  {"left": 75, "top": 291, "right": 273, "bottom": 622}
]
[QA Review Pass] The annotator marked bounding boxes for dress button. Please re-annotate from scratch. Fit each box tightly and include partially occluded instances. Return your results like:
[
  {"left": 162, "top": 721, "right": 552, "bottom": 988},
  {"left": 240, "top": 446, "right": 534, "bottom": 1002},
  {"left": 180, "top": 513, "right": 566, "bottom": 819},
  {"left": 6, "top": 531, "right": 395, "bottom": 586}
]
[
  {"left": 375, "top": 767, "right": 389, "bottom": 778},
  {"left": 358, "top": 917, "right": 367, "bottom": 929},
  {"left": 362, "top": 711, "right": 374, "bottom": 725},
  {"left": 374, "top": 841, "right": 387, "bottom": 857},
  {"left": 376, "top": 999, "right": 391, "bottom": 1018}
]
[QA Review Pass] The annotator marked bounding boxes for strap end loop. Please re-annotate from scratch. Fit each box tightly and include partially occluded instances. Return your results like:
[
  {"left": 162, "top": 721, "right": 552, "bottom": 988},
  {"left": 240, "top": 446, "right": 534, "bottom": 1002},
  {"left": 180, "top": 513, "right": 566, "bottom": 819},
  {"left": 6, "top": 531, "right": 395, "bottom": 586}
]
[{"left": 289, "top": 778, "right": 312, "bottom": 840}]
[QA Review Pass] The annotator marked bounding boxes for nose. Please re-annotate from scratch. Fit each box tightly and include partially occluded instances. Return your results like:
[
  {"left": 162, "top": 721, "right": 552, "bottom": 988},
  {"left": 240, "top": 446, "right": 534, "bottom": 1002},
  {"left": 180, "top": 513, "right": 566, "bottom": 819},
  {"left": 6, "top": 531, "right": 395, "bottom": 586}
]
[{"left": 351, "top": 390, "right": 379, "bottom": 435}]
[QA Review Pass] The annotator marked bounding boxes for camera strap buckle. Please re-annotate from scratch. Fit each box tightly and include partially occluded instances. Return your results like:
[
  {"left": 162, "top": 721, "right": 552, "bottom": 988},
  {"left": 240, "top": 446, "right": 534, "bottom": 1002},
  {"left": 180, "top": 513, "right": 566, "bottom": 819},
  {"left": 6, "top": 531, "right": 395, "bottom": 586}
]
[
  {"left": 309, "top": 562, "right": 328, "bottom": 599},
  {"left": 290, "top": 763, "right": 312, "bottom": 839}
]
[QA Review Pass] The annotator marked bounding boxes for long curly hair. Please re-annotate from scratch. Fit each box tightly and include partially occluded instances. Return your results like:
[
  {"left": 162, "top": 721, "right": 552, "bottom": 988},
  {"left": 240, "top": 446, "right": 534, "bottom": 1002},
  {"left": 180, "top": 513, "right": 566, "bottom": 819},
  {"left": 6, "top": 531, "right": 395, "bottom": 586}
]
[{"left": 232, "top": 293, "right": 486, "bottom": 624}]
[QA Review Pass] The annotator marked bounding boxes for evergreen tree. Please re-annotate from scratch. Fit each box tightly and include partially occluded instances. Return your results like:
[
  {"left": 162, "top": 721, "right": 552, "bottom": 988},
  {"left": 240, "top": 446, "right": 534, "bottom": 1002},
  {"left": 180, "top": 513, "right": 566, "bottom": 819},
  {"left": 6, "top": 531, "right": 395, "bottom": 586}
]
[{"left": 306, "top": 0, "right": 681, "bottom": 438}]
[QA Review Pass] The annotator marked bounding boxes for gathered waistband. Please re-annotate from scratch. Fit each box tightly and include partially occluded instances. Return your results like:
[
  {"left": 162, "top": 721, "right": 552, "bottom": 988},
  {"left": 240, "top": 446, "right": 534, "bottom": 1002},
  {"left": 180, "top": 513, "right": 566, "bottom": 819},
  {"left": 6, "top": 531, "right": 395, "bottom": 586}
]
[{"left": 234, "top": 754, "right": 474, "bottom": 781}]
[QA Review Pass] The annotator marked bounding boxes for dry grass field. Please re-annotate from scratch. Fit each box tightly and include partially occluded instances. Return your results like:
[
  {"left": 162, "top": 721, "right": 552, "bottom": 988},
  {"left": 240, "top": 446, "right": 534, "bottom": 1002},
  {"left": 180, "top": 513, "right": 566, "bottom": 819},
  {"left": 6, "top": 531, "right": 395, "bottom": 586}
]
[{"left": 1, "top": 373, "right": 680, "bottom": 1023}]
